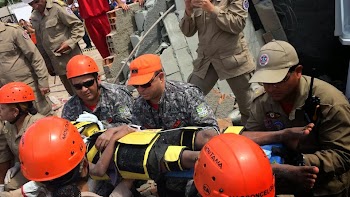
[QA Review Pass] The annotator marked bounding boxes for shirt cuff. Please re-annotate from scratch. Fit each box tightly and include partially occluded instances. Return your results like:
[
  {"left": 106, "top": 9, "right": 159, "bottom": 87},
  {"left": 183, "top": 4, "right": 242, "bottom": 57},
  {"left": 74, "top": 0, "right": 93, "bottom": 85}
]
[{"left": 210, "top": 6, "right": 220, "bottom": 18}]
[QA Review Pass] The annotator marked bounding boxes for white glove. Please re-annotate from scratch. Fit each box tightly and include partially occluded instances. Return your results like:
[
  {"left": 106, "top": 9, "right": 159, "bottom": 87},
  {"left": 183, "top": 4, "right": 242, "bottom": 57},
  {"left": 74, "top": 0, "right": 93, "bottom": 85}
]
[
  {"left": 4, "top": 162, "right": 20, "bottom": 184},
  {"left": 21, "top": 181, "right": 49, "bottom": 197},
  {"left": 76, "top": 111, "right": 104, "bottom": 130}
]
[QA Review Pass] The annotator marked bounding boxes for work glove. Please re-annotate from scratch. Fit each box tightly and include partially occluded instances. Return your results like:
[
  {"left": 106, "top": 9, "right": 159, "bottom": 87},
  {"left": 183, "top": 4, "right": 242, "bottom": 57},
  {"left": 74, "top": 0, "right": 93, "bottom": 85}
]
[
  {"left": 4, "top": 162, "right": 20, "bottom": 184},
  {"left": 75, "top": 111, "right": 104, "bottom": 130},
  {"left": 21, "top": 181, "right": 49, "bottom": 197}
]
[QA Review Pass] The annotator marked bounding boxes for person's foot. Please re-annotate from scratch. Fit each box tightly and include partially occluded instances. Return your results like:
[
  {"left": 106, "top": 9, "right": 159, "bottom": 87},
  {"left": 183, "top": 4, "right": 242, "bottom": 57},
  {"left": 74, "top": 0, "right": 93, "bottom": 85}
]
[{"left": 85, "top": 45, "right": 93, "bottom": 49}]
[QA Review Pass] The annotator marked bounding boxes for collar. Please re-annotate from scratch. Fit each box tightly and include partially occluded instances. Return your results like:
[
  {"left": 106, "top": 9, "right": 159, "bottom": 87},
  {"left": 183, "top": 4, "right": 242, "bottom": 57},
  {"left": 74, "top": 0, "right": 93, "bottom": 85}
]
[{"left": 42, "top": 0, "right": 54, "bottom": 16}]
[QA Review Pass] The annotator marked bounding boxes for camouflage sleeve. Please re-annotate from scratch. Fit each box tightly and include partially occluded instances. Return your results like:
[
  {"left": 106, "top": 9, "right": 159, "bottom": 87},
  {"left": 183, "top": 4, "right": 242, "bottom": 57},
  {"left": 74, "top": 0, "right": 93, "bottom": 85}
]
[
  {"left": 108, "top": 88, "right": 134, "bottom": 127},
  {"left": 131, "top": 101, "right": 143, "bottom": 127},
  {"left": 186, "top": 87, "right": 219, "bottom": 130},
  {"left": 61, "top": 102, "right": 77, "bottom": 121}
]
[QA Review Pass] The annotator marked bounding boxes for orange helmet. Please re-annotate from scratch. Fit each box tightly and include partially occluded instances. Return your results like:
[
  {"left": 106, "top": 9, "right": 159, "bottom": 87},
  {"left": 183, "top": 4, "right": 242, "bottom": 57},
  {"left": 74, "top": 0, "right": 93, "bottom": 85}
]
[
  {"left": 0, "top": 82, "right": 35, "bottom": 103},
  {"left": 66, "top": 55, "right": 99, "bottom": 79},
  {"left": 194, "top": 134, "right": 275, "bottom": 197},
  {"left": 19, "top": 117, "right": 86, "bottom": 182}
]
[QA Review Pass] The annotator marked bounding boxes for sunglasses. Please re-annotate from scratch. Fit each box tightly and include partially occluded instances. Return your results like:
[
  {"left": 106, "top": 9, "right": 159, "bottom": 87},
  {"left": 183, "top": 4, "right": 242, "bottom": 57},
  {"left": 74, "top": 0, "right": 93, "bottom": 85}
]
[
  {"left": 133, "top": 72, "right": 160, "bottom": 89},
  {"left": 72, "top": 79, "right": 95, "bottom": 90}
]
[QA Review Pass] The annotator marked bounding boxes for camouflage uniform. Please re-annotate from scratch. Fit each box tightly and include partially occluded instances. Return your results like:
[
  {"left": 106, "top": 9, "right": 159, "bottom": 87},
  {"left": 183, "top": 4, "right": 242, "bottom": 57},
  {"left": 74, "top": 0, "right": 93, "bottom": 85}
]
[
  {"left": 62, "top": 82, "right": 133, "bottom": 128},
  {"left": 132, "top": 80, "right": 218, "bottom": 131},
  {"left": 132, "top": 80, "right": 218, "bottom": 196}
]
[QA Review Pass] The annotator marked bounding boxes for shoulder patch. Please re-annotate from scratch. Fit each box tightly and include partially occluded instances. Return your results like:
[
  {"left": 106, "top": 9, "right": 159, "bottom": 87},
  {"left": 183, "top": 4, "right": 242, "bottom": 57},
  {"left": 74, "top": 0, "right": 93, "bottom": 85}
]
[
  {"left": 66, "top": 7, "right": 73, "bottom": 14},
  {"left": 22, "top": 31, "right": 30, "bottom": 40},
  {"left": 252, "top": 86, "right": 266, "bottom": 101},
  {"left": 53, "top": 0, "right": 67, "bottom": 6},
  {"left": 196, "top": 103, "right": 209, "bottom": 118},
  {"left": 243, "top": 0, "right": 249, "bottom": 11}
]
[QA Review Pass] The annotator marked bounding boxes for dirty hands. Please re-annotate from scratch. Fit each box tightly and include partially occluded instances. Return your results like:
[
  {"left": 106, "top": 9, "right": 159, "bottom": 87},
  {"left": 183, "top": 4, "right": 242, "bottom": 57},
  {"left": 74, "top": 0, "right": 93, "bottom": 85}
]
[
  {"left": 191, "top": 0, "right": 215, "bottom": 13},
  {"left": 4, "top": 162, "right": 20, "bottom": 184},
  {"left": 55, "top": 42, "right": 71, "bottom": 54},
  {"left": 277, "top": 164, "right": 319, "bottom": 190},
  {"left": 95, "top": 125, "right": 136, "bottom": 150},
  {"left": 281, "top": 123, "right": 314, "bottom": 150}
]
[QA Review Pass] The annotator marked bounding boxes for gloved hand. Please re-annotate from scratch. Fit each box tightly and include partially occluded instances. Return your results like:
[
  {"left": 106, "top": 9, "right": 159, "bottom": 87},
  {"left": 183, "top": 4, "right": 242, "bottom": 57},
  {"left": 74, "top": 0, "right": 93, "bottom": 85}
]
[
  {"left": 75, "top": 111, "right": 104, "bottom": 130},
  {"left": 4, "top": 162, "right": 20, "bottom": 184},
  {"left": 21, "top": 181, "right": 49, "bottom": 197}
]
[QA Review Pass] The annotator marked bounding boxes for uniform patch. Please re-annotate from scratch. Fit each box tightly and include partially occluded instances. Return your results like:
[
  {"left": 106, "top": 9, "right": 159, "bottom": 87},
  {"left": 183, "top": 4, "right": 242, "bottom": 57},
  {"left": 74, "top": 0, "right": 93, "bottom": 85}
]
[
  {"left": 243, "top": 0, "right": 249, "bottom": 11},
  {"left": 66, "top": 7, "right": 73, "bottom": 15},
  {"left": 118, "top": 106, "right": 131, "bottom": 118},
  {"left": 196, "top": 103, "right": 209, "bottom": 118},
  {"left": 259, "top": 54, "right": 269, "bottom": 66},
  {"left": 22, "top": 31, "right": 30, "bottom": 40}
]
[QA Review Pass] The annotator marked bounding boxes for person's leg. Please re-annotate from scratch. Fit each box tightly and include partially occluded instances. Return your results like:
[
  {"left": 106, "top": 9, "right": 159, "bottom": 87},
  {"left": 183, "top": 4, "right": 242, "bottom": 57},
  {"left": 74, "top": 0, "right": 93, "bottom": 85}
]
[
  {"left": 83, "top": 30, "right": 93, "bottom": 48},
  {"left": 226, "top": 71, "right": 254, "bottom": 125},
  {"left": 84, "top": 15, "right": 111, "bottom": 59},
  {"left": 187, "top": 65, "right": 218, "bottom": 95},
  {"left": 59, "top": 75, "right": 75, "bottom": 96}
]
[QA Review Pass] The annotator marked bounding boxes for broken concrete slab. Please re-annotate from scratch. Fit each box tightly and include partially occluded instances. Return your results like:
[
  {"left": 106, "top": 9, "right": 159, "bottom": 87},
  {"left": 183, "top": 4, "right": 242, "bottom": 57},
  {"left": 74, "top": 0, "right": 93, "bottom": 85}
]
[
  {"left": 166, "top": 71, "right": 183, "bottom": 81},
  {"left": 137, "top": 0, "right": 168, "bottom": 56},
  {"left": 160, "top": 47, "right": 180, "bottom": 75},
  {"left": 174, "top": 47, "right": 193, "bottom": 81},
  {"left": 108, "top": 3, "right": 141, "bottom": 78},
  {"left": 134, "top": 10, "right": 148, "bottom": 32},
  {"left": 162, "top": 12, "right": 188, "bottom": 51},
  {"left": 174, "top": 0, "right": 185, "bottom": 11},
  {"left": 217, "top": 80, "right": 232, "bottom": 95}
]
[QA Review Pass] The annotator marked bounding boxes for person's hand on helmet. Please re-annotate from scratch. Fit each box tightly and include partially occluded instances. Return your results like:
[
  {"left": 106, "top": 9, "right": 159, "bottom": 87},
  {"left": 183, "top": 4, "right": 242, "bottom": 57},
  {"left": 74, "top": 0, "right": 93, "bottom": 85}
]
[
  {"left": 76, "top": 111, "right": 104, "bottom": 130},
  {"left": 4, "top": 162, "right": 20, "bottom": 184}
]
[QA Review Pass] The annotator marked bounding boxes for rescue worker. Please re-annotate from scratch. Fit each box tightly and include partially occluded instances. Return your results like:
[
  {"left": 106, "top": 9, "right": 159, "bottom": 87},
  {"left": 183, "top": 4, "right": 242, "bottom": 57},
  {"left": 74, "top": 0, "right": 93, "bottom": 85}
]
[
  {"left": 194, "top": 133, "right": 275, "bottom": 197},
  {"left": 62, "top": 55, "right": 133, "bottom": 180},
  {"left": 0, "top": 82, "right": 46, "bottom": 191},
  {"left": 243, "top": 40, "right": 350, "bottom": 196},
  {"left": 23, "top": 0, "right": 85, "bottom": 96},
  {"left": 0, "top": 117, "right": 134, "bottom": 197},
  {"left": 180, "top": 0, "right": 256, "bottom": 125},
  {"left": 62, "top": 55, "right": 133, "bottom": 128},
  {"left": 128, "top": 54, "right": 219, "bottom": 197},
  {"left": 0, "top": 21, "right": 52, "bottom": 116}
]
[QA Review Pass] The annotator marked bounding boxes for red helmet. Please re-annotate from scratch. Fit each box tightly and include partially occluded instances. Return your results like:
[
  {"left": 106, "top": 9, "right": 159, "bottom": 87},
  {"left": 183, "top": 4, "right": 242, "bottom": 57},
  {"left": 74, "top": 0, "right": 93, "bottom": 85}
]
[
  {"left": 0, "top": 82, "right": 35, "bottom": 103},
  {"left": 66, "top": 55, "right": 99, "bottom": 79},
  {"left": 19, "top": 117, "right": 86, "bottom": 181},
  {"left": 194, "top": 134, "right": 275, "bottom": 197}
]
